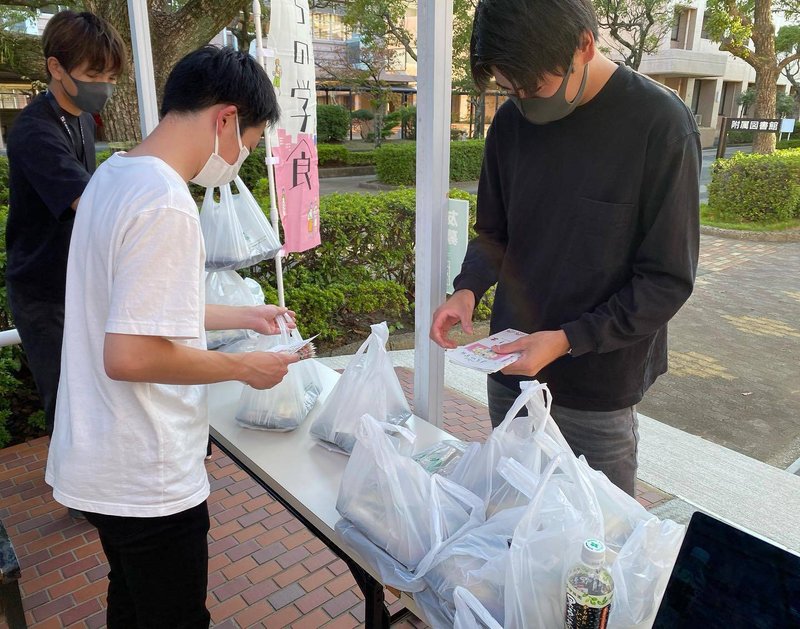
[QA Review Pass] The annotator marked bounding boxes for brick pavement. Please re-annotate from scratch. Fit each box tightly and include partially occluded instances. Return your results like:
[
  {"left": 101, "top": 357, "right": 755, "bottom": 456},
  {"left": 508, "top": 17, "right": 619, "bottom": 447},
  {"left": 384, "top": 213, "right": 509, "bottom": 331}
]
[
  {"left": 1, "top": 367, "right": 670, "bottom": 628},
  {"left": 639, "top": 235, "right": 800, "bottom": 469}
]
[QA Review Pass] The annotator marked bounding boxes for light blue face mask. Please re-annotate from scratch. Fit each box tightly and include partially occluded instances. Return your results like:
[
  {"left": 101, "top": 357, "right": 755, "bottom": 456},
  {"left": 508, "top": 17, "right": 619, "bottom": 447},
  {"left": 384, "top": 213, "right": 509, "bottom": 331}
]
[{"left": 509, "top": 59, "right": 589, "bottom": 125}]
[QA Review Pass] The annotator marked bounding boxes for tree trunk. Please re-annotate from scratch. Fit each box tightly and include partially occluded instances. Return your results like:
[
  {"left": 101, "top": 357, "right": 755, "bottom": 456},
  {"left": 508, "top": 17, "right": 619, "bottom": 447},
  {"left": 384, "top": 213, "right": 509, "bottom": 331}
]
[
  {"left": 86, "top": 0, "right": 246, "bottom": 143},
  {"left": 103, "top": 67, "right": 143, "bottom": 142},
  {"left": 751, "top": 0, "right": 778, "bottom": 154},
  {"left": 471, "top": 92, "right": 485, "bottom": 139}
]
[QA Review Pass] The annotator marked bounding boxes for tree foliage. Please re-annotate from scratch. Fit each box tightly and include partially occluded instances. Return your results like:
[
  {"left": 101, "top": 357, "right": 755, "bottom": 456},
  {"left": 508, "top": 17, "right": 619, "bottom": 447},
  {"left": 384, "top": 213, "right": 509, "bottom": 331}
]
[
  {"left": 592, "top": 0, "right": 674, "bottom": 69},
  {"left": 0, "top": 0, "right": 251, "bottom": 141},
  {"left": 704, "top": 0, "right": 800, "bottom": 153},
  {"left": 341, "top": 0, "right": 416, "bottom": 61}
]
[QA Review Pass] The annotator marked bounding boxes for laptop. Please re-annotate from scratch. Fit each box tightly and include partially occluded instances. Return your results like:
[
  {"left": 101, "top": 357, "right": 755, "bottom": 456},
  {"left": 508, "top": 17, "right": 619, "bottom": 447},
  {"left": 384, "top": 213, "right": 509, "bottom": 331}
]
[{"left": 652, "top": 510, "right": 800, "bottom": 628}]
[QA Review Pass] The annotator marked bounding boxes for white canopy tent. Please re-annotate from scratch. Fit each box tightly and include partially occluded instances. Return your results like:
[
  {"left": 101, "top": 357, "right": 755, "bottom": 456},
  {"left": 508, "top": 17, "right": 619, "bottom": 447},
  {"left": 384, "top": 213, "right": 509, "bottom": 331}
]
[{"left": 125, "top": 0, "right": 453, "bottom": 426}]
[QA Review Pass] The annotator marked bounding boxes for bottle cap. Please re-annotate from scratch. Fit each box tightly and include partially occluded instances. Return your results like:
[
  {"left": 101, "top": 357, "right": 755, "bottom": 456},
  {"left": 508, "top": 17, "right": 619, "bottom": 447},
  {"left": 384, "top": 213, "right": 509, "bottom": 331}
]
[{"left": 581, "top": 538, "right": 606, "bottom": 565}]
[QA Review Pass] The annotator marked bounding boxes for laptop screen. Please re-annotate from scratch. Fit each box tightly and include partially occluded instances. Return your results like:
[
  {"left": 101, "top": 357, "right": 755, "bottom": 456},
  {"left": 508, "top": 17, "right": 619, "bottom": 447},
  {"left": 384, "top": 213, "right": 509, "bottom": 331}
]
[{"left": 652, "top": 511, "right": 800, "bottom": 628}]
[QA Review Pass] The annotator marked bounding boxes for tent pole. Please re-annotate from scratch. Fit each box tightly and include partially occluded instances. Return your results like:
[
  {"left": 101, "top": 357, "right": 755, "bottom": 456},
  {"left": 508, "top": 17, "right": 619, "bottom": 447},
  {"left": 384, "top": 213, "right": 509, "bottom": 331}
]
[{"left": 253, "top": 0, "right": 286, "bottom": 308}]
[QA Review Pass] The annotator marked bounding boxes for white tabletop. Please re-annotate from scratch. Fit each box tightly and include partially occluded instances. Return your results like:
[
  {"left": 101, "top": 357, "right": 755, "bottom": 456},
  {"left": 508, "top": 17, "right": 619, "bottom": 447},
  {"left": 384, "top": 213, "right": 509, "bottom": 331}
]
[{"left": 208, "top": 362, "right": 455, "bottom": 596}]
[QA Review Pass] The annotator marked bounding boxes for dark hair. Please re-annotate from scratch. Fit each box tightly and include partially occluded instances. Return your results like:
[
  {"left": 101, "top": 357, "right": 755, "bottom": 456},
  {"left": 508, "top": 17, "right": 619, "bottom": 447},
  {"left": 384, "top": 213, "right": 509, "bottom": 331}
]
[
  {"left": 161, "top": 46, "right": 280, "bottom": 130},
  {"left": 470, "top": 0, "right": 599, "bottom": 93},
  {"left": 42, "top": 11, "right": 126, "bottom": 80}
]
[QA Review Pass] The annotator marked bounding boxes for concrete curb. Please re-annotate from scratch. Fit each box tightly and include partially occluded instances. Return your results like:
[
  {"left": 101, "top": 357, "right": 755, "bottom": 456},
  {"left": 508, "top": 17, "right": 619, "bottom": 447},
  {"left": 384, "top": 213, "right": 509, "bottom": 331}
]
[
  {"left": 357, "top": 179, "right": 402, "bottom": 191},
  {"left": 318, "top": 165, "right": 376, "bottom": 179},
  {"left": 700, "top": 224, "right": 800, "bottom": 242}
]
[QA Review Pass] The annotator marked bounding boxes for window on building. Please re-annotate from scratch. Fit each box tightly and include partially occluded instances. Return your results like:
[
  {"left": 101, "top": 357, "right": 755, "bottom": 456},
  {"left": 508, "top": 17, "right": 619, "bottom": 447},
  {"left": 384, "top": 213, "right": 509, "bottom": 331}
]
[
  {"left": 312, "top": 11, "right": 349, "bottom": 41},
  {"left": 671, "top": 9, "right": 684, "bottom": 42},
  {"left": 700, "top": 15, "right": 710, "bottom": 39},
  {"left": 692, "top": 81, "right": 702, "bottom": 116}
]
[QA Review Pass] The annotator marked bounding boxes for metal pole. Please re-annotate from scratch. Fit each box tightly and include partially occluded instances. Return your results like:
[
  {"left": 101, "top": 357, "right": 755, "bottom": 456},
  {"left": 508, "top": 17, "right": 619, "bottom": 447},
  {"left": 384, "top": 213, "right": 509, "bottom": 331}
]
[
  {"left": 126, "top": 0, "right": 159, "bottom": 137},
  {"left": 253, "top": 0, "right": 286, "bottom": 308},
  {"left": 414, "top": 0, "right": 453, "bottom": 427}
]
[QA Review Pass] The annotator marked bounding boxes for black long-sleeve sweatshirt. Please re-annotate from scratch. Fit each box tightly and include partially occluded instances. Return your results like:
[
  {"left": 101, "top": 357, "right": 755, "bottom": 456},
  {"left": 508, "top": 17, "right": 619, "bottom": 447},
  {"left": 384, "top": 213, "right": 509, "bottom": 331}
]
[{"left": 453, "top": 64, "right": 701, "bottom": 411}]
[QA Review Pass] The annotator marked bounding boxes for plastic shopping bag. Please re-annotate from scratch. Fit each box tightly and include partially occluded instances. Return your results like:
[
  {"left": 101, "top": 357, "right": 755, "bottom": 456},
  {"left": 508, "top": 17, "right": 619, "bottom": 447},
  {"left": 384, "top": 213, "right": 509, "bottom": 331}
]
[
  {"left": 608, "top": 517, "right": 684, "bottom": 628},
  {"left": 503, "top": 453, "right": 603, "bottom": 629},
  {"left": 235, "top": 317, "right": 322, "bottom": 431},
  {"left": 336, "top": 414, "right": 484, "bottom": 582},
  {"left": 453, "top": 587, "right": 503, "bottom": 629},
  {"left": 417, "top": 506, "right": 525, "bottom": 628},
  {"left": 200, "top": 176, "right": 281, "bottom": 271},
  {"left": 310, "top": 322, "right": 411, "bottom": 453},
  {"left": 205, "top": 270, "right": 264, "bottom": 350},
  {"left": 449, "top": 380, "right": 574, "bottom": 516}
]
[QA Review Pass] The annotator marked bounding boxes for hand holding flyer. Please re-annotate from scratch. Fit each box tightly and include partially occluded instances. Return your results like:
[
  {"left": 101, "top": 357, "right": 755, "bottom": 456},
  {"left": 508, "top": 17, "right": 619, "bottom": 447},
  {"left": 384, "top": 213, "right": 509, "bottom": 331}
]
[{"left": 446, "top": 329, "right": 527, "bottom": 373}]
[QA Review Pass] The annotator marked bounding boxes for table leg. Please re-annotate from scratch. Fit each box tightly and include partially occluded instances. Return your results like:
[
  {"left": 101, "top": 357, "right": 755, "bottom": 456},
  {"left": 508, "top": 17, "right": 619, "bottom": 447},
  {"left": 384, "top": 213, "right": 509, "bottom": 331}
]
[
  {"left": 0, "top": 579, "right": 27, "bottom": 629},
  {"left": 344, "top": 556, "right": 390, "bottom": 629},
  {"left": 209, "top": 437, "right": 405, "bottom": 627}
]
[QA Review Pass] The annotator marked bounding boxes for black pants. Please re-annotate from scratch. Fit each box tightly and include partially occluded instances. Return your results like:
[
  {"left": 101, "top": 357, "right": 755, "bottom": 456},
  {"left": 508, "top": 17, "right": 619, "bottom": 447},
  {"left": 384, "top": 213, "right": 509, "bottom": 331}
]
[
  {"left": 6, "top": 282, "right": 64, "bottom": 436},
  {"left": 84, "top": 501, "right": 211, "bottom": 629}
]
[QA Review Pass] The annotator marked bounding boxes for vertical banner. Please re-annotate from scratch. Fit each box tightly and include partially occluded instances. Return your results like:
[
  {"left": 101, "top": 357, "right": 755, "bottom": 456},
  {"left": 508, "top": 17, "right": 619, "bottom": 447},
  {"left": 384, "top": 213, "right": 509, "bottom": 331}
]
[{"left": 266, "top": 0, "right": 321, "bottom": 253}]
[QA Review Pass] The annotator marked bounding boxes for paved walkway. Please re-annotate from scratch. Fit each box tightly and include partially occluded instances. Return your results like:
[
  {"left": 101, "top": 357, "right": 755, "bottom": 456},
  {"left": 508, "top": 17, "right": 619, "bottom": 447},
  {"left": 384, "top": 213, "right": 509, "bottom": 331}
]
[
  {"left": 638, "top": 235, "right": 800, "bottom": 470},
  {"left": 0, "top": 368, "right": 669, "bottom": 629}
]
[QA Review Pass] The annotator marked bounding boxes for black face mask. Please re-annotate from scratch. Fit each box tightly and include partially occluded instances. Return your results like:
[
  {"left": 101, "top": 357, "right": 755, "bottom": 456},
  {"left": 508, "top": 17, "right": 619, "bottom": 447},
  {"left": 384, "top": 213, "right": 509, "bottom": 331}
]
[
  {"left": 63, "top": 73, "right": 115, "bottom": 113},
  {"left": 509, "top": 59, "right": 589, "bottom": 125}
]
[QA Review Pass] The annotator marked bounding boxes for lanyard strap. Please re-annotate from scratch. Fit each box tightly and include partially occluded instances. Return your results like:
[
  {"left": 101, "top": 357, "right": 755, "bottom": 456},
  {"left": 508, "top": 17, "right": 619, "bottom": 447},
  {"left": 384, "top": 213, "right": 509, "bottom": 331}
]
[{"left": 45, "top": 91, "right": 87, "bottom": 166}]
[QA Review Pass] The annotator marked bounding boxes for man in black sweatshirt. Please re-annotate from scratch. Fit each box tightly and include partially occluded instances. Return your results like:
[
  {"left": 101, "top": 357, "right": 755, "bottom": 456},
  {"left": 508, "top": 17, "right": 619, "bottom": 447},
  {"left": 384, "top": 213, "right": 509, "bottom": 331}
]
[{"left": 430, "top": 0, "right": 700, "bottom": 496}]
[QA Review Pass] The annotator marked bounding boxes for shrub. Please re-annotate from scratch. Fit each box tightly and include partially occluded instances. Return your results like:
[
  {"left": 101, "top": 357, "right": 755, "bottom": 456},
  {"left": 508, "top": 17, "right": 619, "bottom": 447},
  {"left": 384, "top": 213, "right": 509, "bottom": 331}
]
[
  {"left": 450, "top": 140, "right": 486, "bottom": 181},
  {"left": 398, "top": 106, "right": 416, "bottom": 140},
  {"left": 0, "top": 204, "right": 47, "bottom": 447},
  {"left": 317, "top": 144, "right": 349, "bottom": 167},
  {"left": 242, "top": 188, "right": 493, "bottom": 342},
  {"left": 317, "top": 104, "right": 350, "bottom": 143},
  {"left": 374, "top": 140, "right": 485, "bottom": 185},
  {"left": 350, "top": 109, "right": 374, "bottom": 122},
  {"left": 0, "top": 157, "right": 8, "bottom": 205},
  {"left": 96, "top": 150, "right": 113, "bottom": 167},
  {"left": 238, "top": 147, "right": 268, "bottom": 191},
  {"left": 777, "top": 138, "right": 800, "bottom": 150},
  {"left": 709, "top": 149, "right": 800, "bottom": 222},
  {"left": 374, "top": 143, "right": 416, "bottom": 185},
  {"left": 345, "top": 149, "right": 377, "bottom": 166}
]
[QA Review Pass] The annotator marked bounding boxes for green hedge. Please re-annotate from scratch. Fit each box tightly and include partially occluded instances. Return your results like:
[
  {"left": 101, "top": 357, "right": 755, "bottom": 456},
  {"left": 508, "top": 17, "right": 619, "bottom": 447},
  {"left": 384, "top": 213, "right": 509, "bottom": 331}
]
[
  {"left": 374, "top": 140, "right": 485, "bottom": 185},
  {"left": 709, "top": 149, "right": 800, "bottom": 222},
  {"left": 727, "top": 131, "right": 800, "bottom": 149},
  {"left": 242, "top": 187, "right": 493, "bottom": 342},
  {"left": 317, "top": 105, "right": 350, "bottom": 143},
  {"left": 316, "top": 144, "right": 377, "bottom": 167}
]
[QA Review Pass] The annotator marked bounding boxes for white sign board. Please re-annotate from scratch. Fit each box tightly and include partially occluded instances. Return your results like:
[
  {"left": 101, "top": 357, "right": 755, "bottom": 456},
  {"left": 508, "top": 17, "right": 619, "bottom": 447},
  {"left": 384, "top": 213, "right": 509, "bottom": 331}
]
[
  {"left": 780, "top": 118, "right": 795, "bottom": 133},
  {"left": 446, "top": 198, "right": 470, "bottom": 292}
]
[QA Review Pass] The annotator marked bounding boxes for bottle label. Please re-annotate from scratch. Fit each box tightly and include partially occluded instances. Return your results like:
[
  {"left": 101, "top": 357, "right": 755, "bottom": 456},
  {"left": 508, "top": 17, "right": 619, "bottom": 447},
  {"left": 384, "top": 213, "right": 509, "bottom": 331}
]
[{"left": 565, "top": 579, "right": 612, "bottom": 629}]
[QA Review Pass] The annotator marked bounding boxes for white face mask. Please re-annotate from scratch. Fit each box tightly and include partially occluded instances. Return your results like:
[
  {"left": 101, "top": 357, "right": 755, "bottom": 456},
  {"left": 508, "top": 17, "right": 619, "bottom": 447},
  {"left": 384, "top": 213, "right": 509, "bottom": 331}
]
[{"left": 190, "top": 114, "right": 250, "bottom": 188}]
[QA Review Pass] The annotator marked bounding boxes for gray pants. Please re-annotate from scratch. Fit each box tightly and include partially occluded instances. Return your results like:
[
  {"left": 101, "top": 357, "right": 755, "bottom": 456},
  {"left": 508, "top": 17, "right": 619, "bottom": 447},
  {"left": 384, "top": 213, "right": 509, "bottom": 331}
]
[{"left": 487, "top": 377, "right": 639, "bottom": 496}]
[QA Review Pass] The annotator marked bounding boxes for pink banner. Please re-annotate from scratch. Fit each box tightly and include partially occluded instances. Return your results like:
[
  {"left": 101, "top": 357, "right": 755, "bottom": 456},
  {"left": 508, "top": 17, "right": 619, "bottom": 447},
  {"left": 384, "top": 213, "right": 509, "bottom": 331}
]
[{"left": 272, "top": 129, "right": 321, "bottom": 254}]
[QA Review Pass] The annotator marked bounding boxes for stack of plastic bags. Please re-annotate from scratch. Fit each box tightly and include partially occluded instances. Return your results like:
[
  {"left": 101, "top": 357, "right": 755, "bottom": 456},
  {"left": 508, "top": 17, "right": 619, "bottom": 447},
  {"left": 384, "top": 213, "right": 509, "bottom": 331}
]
[
  {"left": 200, "top": 176, "right": 281, "bottom": 271},
  {"left": 235, "top": 315, "right": 323, "bottom": 432},
  {"left": 335, "top": 380, "right": 685, "bottom": 628},
  {"left": 200, "top": 176, "right": 282, "bottom": 351},
  {"left": 310, "top": 322, "right": 412, "bottom": 453},
  {"left": 204, "top": 270, "right": 264, "bottom": 351}
]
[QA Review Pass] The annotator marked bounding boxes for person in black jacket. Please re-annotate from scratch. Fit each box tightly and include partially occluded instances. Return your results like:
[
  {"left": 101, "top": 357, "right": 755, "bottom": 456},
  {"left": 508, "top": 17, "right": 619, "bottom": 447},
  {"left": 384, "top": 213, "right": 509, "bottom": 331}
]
[
  {"left": 430, "top": 0, "right": 700, "bottom": 496},
  {"left": 5, "top": 11, "right": 125, "bottom": 437}
]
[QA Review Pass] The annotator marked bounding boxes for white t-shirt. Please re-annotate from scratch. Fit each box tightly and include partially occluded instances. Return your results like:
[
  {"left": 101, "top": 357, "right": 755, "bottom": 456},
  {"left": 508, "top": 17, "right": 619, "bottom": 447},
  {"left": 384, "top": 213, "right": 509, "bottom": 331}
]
[{"left": 46, "top": 153, "right": 209, "bottom": 517}]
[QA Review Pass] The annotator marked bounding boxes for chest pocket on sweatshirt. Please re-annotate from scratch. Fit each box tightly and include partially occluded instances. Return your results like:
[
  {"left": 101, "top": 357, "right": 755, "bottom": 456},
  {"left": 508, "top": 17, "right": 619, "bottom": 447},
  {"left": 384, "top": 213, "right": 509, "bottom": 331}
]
[{"left": 565, "top": 197, "right": 638, "bottom": 270}]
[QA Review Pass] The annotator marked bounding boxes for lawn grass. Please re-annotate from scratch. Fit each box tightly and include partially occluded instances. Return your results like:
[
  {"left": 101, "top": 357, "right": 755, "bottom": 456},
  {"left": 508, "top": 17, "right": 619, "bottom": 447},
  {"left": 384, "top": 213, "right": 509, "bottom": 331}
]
[{"left": 700, "top": 203, "right": 800, "bottom": 232}]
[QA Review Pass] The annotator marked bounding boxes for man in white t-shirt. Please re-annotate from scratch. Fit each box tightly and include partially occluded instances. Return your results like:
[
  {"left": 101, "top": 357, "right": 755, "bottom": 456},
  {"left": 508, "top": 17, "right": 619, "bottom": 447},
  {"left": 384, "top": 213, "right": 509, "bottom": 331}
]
[{"left": 45, "top": 46, "right": 296, "bottom": 628}]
